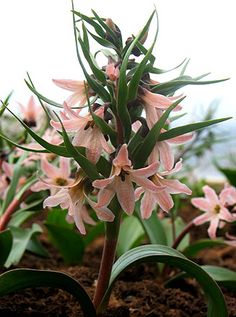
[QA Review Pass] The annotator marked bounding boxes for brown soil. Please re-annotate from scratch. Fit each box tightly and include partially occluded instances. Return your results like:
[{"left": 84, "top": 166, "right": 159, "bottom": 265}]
[{"left": 0, "top": 208, "right": 236, "bottom": 317}]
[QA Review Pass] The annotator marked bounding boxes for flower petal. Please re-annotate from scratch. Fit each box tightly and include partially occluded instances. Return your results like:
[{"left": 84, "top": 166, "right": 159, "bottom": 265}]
[
  {"left": 52, "top": 79, "right": 84, "bottom": 92},
  {"left": 116, "top": 176, "right": 135, "bottom": 214},
  {"left": 207, "top": 217, "right": 219, "bottom": 239},
  {"left": 113, "top": 144, "right": 131, "bottom": 167},
  {"left": 191, "top": 198, "right": 210, "bottom": 212},
  {"left": 140, "top": 192, "right": 156, "bottom": 219}
]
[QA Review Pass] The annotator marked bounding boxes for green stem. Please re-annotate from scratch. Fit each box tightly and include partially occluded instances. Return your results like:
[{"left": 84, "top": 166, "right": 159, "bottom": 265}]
[{"left": 93, "top": 205, "right": 121, "bottom": 312}]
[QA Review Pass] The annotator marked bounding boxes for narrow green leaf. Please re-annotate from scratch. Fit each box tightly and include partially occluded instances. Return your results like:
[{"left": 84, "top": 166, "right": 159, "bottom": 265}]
[
  {"left": 162, "top": 217, "right": 190, "bottom": 250},
  {"left": 8, "top": 211, "right": 37, "bottom": 227},
  {"left": 73, "top": 10, "right": 105, "bottom": 38},
  {"left": 151, "top": 76, "right": 229, "bottom": 95},
  {"left": 0, "top": 91, "right": 13, "bottom": 117},
  {"left": 99, "top": 245, "right": 228, "bottom": 317},
  {"left": 146, "top": 58, "right": 187, "bottom": 75},
  {"left": 5, "top": 224, "right": 43, "bottom": 268},
  {"left": 87, "top": 30, "right": 117, "bottom": 50},
  {"left": 77, "top": 32, "right": 106, "bottom": 83},
  {"left": 133, "top": 97, "right": 185, "bottom": 168},
  {"left": 0, "top": 230, "right": 13, "bottom": 266},
  {"left": 6, "top": 107, "right": 70, "bottom": 157},
  {"left": 82, "top": 22, "right": 90, "bottom": 50},
  {"left": 128, "top": 11, "right": 158, "bottom": 101},
  {"left": 96, "top": 156, "right": 112, "bottom": 178},
  {"left": 216, "top": 167, "right": 236, "bottom": 187},
  {"left": 25, "top": 80, "right": 63, "bottom": 108},
  {"left": 117, "top": 11, "right": 156, "bottom": 142},
  {"left": 0, "top": 268, "right": 96, "bottom": 317},
  {"left": 117, "top": 216, "right": 144, "bottom": 257},
  {"left": 158, "top": 117, "right": 232, "bottom": 141},
  {"left": 183, "top": 239, "right": 226, "bottom": 257}
]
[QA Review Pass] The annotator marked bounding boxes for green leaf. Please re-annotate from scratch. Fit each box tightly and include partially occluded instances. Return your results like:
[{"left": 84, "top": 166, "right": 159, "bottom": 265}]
[
  {"left": 117, "top": 11, "right": 156, "bottom": 142},
  {"left": 117, "top": 216, "right": 144, "bottom": 257},
  {"left": 99, "top": 245, "right": 228, "bottom": 316},
  {"left": 0, "top": 230, "right": 13, "bottom": 267},
  {"left": 25, "top": 80, "right": 63, "bottom": 108},
  {"left": 0, "top": 268, "right": 96, "bottom": 317},
  {"left": 133, "top": 97, "right": 184, "bottom": 168},
  {"left": 0, "top": 91, "right": 13, "bottom": 117},
  {"left": 73, "top": 10, "right": 105, "bottom": 38},
  {"left": 8, "top": 210, "right": 37, "bottom": 227},
  {"left": 151, "top": 76, "right": 229, "bottom": 95},
  {"left": 56, "top": 113, "right": 100, "bottom": 181},
  {"left": 82, "top": 22, "right": 90, "bottom": 51},
  {"left": 135, "top": 204, "right": 167, "bottom": 245},
  {"left": 96, "top": 156, "right": 112, "bottom": 178},
  {"left": 77, "top": 31, "right": 106, "bottom": 83},
  {"left": 0, "top": 154, "right": 26, "bottom": 215},
  {"left": 203, "top": 265, "right": 236, "bottom": 291},
  {"left": 26, "top": 235, "right": 49, "bottom": 258},
  {"left": 5, "top": 224, "right": 43, "bottom": 268},
  {"left": 128, "top": 11, "right": 158, "bottom": 101},
  {"left": 217, "top": 167, "right": 236, "bottom": 187},
  {"left": 6, "top": 107, "right": 70, "bottom": 157},
  {"left": 45, "top": 208, "right": 84, "bottom": 264},
  {"left": 183, "top": 239, "right": 226, "bottom": 257},
  {"left": 145, "top": 58, "right": 187, "bottom": 75},
  {"left": 87, "top": 29, "right": 117, "bottom": 50},
  {"left": 162, "top": 217, "right": 190, "bottom": 250},
  {"left": 158, "top": 117, "right": 232, "bottom": 141}
]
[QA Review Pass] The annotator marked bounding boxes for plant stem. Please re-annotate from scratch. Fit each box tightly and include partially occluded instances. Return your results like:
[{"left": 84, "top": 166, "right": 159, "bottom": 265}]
[
  {"left": 93, "top": 207, "right": 121, "bottom": 312},
  {"left": 0, "top": 189, "right": 32, "bottom": 231},
  {"left": 172, "top": 220, "right": 194, "bottom": 249}
]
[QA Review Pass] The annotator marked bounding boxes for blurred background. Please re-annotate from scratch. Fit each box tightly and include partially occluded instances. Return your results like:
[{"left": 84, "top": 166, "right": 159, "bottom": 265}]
[{"left": 0, "top": 0, "right": 235, "bottom": 181}]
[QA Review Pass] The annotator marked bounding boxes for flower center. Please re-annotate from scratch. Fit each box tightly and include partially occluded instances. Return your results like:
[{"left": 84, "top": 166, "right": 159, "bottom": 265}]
[
  {"left": 214, "top": 205, "right": 221, "bottom": 214},
  {"left": 55, "top": 177, "right": 68, "bottom": 186}
]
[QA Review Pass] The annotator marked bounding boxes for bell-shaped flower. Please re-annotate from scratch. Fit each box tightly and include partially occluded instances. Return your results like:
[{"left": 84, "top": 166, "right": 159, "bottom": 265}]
[
  {"left": 106, "top": 58, "right": 119, "bottom": 81},
  {"left": 18, "top": 96, "right": 41, "bottom": 127},
  {"left": 191, "top": 185, "right": 236, "bottom": 239},
  {"left": 93, "top": 144, "right": 163, "bottom": 215},
  {"left": 135, "top": 160, "right": 192, "bottom": 218},
  {"left": 50, "top": 102, "right": 113, "bottom": 163},
  {"left": 43, "top": 173, "right": 115, "bottom": 235},
  {"left": 52, "top": 79, "right": 94, "bottom": 107},
  {"left": 139, "top": 87, "right": 183, "bottom": 129}
]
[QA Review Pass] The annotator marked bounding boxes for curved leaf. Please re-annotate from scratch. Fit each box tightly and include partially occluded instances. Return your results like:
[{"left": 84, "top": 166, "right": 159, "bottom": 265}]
[
  {"left": 0, "top": 230, "right": 13, "bottom": 267},
  {"left": 0, "top": 268, "right": 96, "bottom": 317},
  {"left": 100, "top": 245, "right": 228, "bottom": 316},
  {"left": 158, "top": 117, "right": 231, "bottom": 141},
  {"left": 203, "top": 265, "right": 236, "bottom": 291},
  {"left": 183, "top": 239, "right": 226, "bottom": 257}
]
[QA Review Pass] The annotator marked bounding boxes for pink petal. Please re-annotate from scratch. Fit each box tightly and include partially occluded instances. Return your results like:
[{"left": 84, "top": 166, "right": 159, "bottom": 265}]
[
  {"left": 191, "top": 198, "right": 211, "bottom": 212},
  {"left": 219, "top": 206, "right": 236, "bottom": 222},
  {"left": 31, "top": 181, "right": 50, "bottom": 192},
  {"left": 73, "top": 204, "right": 86, "bottom": 235},
  {"left": 140, "top": 192, "right": 156, "bottom": 219},
  {"left": 66, "top": 92, "right": 87, "bottom": 107},
  {"left": 207, "top": 217, "right": 219, "bottom": 239},
  {"left": 134, "top": 187, "right": 145, "bottom": 201},
  {"left": 155, "top": 190, "right": 174, "bottom": 212},
  {"left": 167, "top": 133, "right": 194, "bottom": 144},
  {"left": 96, "top": 188, "right": 115, "bottom": 207},
  {"left": 52, "top": 79, "right": 84, "bottom": 92},
  {"left": 41, "top": 159, "right": 60, "bottom": 179},
  {"left": 59, "top": 157, "right": 71, "bottom": 179},
  {"left": 113, "top": 144, "right": 131, "bottom": 167},
  {"left": 88, "top": 197, "right": 115, "bottom": 222},
  {"left": 161, "top": 179, "right": 192, "bottom": 195},
  {"left": 132, "top": 175, "right": 164, "bottom": 192},
  {"left": 93, "top": 176, "right": 114, "bottom": 189},
  {"left": 193, "top": 213, "right": 211, "bottom": 225},
  {"left": 43, "top": 189, "right": 68, "bottom": 208},
  {"left": 161, "top": 159, "right": 183, "bottom": 176},
  {"left": 203, "top": 185, "right": 219, "bottom": 205},
  {"left": 130, "top": 162, "right": 158, "bottom": 178},
  {"left": 50, "top": 118, "right": 83, "bottom": 132},
  {"left": 158, "top": 141, "right": 174, "bottom": 171},
  {"left": 116, "top": 176, "right": 135, "bottom": 215}
]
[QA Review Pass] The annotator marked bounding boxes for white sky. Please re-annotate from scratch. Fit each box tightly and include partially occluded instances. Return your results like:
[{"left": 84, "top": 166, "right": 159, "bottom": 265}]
[{"left": 0, "top": 0, "right": 235, "bottom": 130}]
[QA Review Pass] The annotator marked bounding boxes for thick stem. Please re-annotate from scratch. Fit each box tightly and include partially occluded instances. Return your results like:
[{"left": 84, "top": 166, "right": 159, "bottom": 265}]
[
  {"left": 0, "top": 189, "right": 32, "bottom": 231},
  {"left": 93, "top": 209, "right": 121, "bottom": 311}
]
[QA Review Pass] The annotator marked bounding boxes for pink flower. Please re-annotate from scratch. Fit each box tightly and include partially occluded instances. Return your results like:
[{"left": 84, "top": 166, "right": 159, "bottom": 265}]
[
  {"left": 191, "top": 185, "right": 236, "bottom": 239},
  {"left": 43, "top": 174, "right": 114, "bottom": 235},
  {"left": 31, "top": 157, "right": 74, "bottom": 194},
  {"left": 106, "top": 62, "right": 119, "bottom": 81},
  {"left": 18, "top": 96, "right": 41, "bottom": 126},
  {"left": 93, "top": 144, "right": 162, "bottom": 215},
  {"left": 139, "top": 87, "right": 183, "bottom": 129},
  {"left": 52, "top": 79, "right": 94, "bottom": 107},
  {"left": 148, "top": 130, "right": 193, "bottom": 170},
  {"left": 135, "top": 160, "right": 192, "bottom": 218},
  {"left": 50, "top": 102, "right": 113, "bottom": 163}
]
